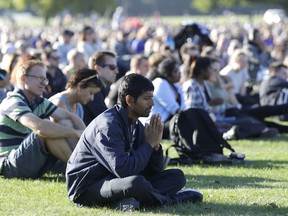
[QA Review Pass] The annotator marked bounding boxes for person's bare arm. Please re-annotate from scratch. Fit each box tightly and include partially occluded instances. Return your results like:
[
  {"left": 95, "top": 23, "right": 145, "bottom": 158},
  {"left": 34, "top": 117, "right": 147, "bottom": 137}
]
[
  {"left": 50, "top": 107, "right": 86, "bottom": 130},
  {"left": 49, "top": 98, "right": 67, "bottom": 122},
  {"left": 18, "top": 112, "right": 83, "bottom": 139}
]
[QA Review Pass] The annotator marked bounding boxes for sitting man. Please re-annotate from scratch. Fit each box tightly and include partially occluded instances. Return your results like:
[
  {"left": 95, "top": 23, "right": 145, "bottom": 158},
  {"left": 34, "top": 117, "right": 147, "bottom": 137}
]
[
  {"left": 259, "top": 62, "right": 288, "bottom": 121},
  {"left": 83, "top": 51, "right": 119, "bottom": 125},
  {"left": 0, "top": 60, "right": 85, "bottom": 179},
  {"left": 259, "top": 62, "right": 288, "bottom": 106},
  {"left": 66, "top": 73, "right": 203, "bottom": 211}
]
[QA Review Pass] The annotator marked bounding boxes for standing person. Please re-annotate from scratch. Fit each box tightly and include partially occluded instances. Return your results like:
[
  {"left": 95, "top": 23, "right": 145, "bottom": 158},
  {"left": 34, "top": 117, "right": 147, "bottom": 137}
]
[
  {"left": 49, "top": 68, "right": 102, "bottom": 120},
  {"left": 66, "top": 73, "right": 203, "bottom": 211},
  {"left": 82, "top": 51, "right": 118, "bottom": 125},
  {"left": 0, "top": 60, "right": 85, "bottom": 179}
]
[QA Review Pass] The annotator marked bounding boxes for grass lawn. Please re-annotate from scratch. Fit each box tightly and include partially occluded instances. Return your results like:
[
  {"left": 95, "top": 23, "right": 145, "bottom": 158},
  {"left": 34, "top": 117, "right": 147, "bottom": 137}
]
[{"left": 1, "top": 135, "right": 287, "bottom": 216}]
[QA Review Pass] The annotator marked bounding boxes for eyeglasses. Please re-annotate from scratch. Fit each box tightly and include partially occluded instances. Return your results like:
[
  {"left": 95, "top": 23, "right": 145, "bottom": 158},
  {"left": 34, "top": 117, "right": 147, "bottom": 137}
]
[
  {"left": 100, "top": 64, "right": 118, "bottom": 71},
  {"left": 25, "top": 74, "right": 49, "bottom": 85}
]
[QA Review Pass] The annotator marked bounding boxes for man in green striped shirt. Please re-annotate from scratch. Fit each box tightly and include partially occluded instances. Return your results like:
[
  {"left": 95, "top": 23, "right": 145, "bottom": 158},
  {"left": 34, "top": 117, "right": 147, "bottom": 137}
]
[{"left": 0, "top": 60, "right": 85, "bottom": 178}]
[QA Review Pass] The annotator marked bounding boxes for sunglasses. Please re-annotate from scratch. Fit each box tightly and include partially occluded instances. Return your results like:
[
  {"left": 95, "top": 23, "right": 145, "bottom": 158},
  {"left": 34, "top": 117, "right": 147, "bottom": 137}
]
[{"left": 100, "top": 64, "right": 118, "bottom": 71}]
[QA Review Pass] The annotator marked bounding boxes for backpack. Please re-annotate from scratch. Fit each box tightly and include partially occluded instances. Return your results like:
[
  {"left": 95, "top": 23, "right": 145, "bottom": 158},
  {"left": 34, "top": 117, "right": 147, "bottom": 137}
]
[{"left": 167, "top": 108, "right": 241, "bottom": 165}]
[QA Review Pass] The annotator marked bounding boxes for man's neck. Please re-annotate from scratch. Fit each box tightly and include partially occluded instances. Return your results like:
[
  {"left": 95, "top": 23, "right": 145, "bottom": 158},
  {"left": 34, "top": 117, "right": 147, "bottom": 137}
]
[
  {"left": 100, "top": 78, "right": 108, "bottom": 87},
  {"left": 127, "top": 109, "right": 138, "bottom": 124},
  {"left": 21, "top": 89, "right": 38, "bottom": 103}
]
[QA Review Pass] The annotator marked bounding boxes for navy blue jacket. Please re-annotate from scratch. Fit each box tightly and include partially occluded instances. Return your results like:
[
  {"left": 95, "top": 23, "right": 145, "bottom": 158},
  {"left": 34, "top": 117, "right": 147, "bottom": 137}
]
[
  {"left": 82, "top": 83, "right": 108, "bottom": 125},
  {"left": 66, "top": 105, "right": 164, "bottom": 201}
]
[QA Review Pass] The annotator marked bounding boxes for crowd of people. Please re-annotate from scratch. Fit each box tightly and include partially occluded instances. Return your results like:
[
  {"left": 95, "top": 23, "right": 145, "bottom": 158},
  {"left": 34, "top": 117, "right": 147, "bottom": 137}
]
[{"left": 1, "top": 13, "right": 288, "bottom": 211}]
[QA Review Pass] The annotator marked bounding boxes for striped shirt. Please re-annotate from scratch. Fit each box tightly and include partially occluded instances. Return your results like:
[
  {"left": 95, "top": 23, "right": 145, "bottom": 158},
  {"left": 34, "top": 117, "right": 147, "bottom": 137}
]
[
  {"left": 182, "top": 78, "right": 212, "bottom": 113},
  {"left": 0, "top": 88, "right": 57, "bottom": 157}
]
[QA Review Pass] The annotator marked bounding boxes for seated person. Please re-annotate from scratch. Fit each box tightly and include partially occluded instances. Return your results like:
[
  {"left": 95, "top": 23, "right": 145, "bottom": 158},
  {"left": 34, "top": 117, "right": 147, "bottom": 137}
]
[
  {"left": 219, "top": 49, "right": 258, "bottom": 108},
  {"left": 82, "top": 51, "right": 118, "bottom": 125},
  {"left": 0, "top": 69, "right": 11, "bottom": 103},
  {"left": 66, "top": 73, "right": 203, "bottom": 211},
  {"left": 259, "top": 62, "right": 288, "bottom": 106},
  {"left": 0, "top": 60, "right": 85, "bottom": 179},
  {"left": 49, "top": 68, "right": 102, "bottom": 120},
  {"left": 184, "top": 57, "right": 288, "bottom": 137},
  {"left": 140, "top": 57, "right": 185, "bottom": 139}
]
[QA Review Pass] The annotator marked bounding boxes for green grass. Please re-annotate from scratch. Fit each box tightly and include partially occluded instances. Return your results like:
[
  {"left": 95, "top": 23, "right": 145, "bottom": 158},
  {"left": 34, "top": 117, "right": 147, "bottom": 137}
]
[{"left": 1, "top": 135, "right": 288, "bottom": 215}]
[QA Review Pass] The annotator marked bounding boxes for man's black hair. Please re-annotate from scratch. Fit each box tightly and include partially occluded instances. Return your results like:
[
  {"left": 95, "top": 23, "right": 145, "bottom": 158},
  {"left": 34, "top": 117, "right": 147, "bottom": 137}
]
[
  {"left": 118, "top": 73, "right": 154, "bottom": 108},
  {"left": 157, "top": 57, "right": 178, "bottom": 78}
]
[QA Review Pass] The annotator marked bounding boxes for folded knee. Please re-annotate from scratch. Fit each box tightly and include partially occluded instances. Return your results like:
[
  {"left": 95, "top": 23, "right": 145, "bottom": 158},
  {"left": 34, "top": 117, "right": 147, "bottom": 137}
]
[
  {"left": 129, "top": 175, "right": 152, "bottom": 192},
  {"left": 57, "top": 119, "right": 73, "bottom": 128}
]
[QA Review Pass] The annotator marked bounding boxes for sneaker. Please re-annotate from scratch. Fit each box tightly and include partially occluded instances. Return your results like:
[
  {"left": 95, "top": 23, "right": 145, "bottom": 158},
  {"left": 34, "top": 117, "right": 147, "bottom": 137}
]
[
  {"left": 172, "top": 188, "right": 203, "bottom": 204},
  {"left": 111, "top": 197, "right": 140, "bottom": 211},
  {"left": 259, "top": 127, "right": 279, "bottom": 138},
  {"left": 223, "top": 125, "right": 238, "bottom": 140}
]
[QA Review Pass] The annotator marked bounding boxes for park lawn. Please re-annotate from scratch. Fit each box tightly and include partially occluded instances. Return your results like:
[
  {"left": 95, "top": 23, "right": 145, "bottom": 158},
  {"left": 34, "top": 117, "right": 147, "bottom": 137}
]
[{"left": 0, "top": 136, "right": 287, "bottom": 216}]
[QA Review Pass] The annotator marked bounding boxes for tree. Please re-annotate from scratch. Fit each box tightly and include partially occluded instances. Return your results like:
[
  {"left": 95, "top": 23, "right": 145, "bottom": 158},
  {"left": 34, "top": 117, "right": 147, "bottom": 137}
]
[
  {"left": 1, "top": 0, "right": 116, "bottom": 22},
  {"left": 191, "top": 0, "right": 288, "bottom": 13}
]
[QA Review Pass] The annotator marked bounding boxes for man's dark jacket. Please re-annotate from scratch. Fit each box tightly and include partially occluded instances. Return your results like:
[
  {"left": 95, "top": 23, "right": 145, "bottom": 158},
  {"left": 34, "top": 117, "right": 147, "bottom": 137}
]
[{"left": 66, "top": 105, "right": 164, "bottom": 201}]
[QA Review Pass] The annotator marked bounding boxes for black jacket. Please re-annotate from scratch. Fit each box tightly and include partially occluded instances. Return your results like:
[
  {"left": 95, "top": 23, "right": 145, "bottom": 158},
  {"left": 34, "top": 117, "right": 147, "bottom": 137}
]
[{"left": 66, "top": 105, "right": 164, "bottom": 201}]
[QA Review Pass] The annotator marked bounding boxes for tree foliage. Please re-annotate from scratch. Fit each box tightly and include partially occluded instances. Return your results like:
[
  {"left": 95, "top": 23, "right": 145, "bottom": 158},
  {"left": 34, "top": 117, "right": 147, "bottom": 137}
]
[
  {"left": 192, "top": 0, "right": 288, "bottom": 13},
  {"left": 1, "top": 0, "right": 116, "bottom": 19}
]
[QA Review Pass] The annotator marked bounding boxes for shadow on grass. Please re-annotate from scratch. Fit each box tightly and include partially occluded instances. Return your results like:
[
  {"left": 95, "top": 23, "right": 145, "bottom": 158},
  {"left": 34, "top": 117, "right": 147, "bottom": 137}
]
[
  {"left": 141, "top": 201, "right": 287, "bottom": 215},
  {"left": 245, "top": 136, "right": 288, "bottom": 143},
  {"left": 39, "top": 173, "right": 66, "bottom": 183},
  {"left": 185, "top": 174, "right": 285, "bottom": 189},
  {"left": 170, "top": 159, "right": 288, "bottom": 170},
  {"left": 243, "top": 159, "right": 288, "bottom": 169}
]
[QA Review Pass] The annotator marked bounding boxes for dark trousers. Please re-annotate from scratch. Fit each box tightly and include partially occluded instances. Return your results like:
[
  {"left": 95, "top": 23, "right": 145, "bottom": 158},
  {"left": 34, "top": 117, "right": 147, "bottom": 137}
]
[
  {"left": 226, "top": 103, "right": 288, "bottom": 133},
  {"left": 75, "top": 168, "right": 186, "bottom": 207},
  {"left": 243, "top": 103, "right": 288, "bottom": 133}
]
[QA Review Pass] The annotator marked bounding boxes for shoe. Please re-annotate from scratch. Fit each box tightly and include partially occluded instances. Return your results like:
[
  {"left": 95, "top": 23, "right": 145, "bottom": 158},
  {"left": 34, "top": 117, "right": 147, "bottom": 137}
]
[
  {"left": 111, "top": 197, "right": 140, "bottom": 211},
  {"left": 172, "top": 188, "right": 203, "bottom": 204},
  {"left": 259, "top": 127, "right": 279, "bottom": 138},
  {"left": 223, "top": 125, "right": 238, "bottom": 140}
]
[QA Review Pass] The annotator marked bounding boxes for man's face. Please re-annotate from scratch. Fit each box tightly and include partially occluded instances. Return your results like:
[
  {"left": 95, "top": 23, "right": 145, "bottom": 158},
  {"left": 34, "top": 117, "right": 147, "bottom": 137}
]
[
  {"left": 130, "top": 91, "right": 154, "bottom": 119},
  {"left": 48, "top": 52, "right": 60, "bottom": 68},
  {"left": 137, "top": 59, "right": 149, "bottom": 76},
  {"left": 24, "top": 65, "right": 48, "bottom": 98},
  {"left": 97, "top": 55, "right": 118, "bottom": 86}
]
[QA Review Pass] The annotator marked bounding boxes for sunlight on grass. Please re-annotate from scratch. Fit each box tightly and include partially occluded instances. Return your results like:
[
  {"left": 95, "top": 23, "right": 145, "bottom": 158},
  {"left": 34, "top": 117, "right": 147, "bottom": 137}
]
[{"left": 1, "top": 134, "right": 288, "bottom": 215}]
